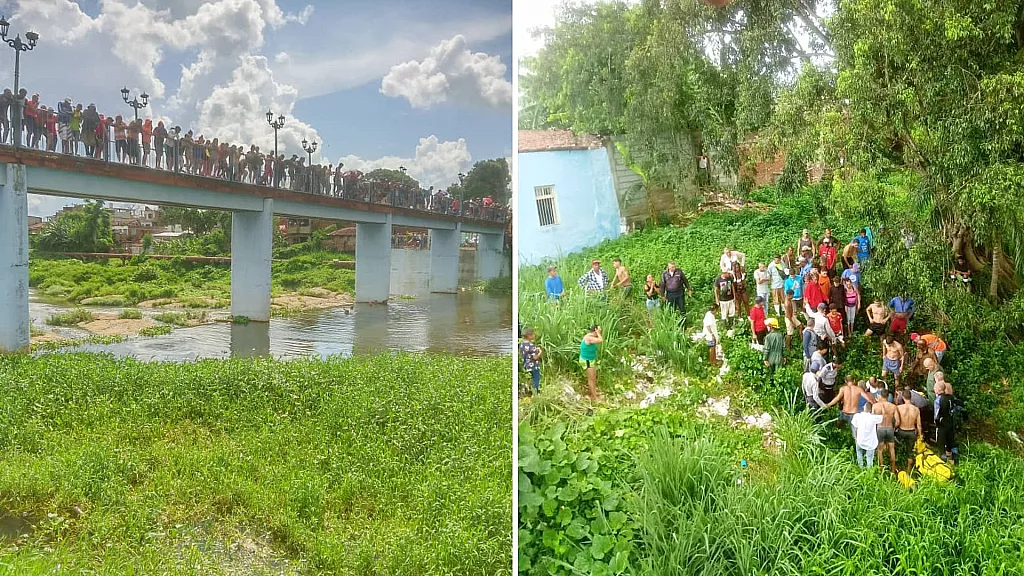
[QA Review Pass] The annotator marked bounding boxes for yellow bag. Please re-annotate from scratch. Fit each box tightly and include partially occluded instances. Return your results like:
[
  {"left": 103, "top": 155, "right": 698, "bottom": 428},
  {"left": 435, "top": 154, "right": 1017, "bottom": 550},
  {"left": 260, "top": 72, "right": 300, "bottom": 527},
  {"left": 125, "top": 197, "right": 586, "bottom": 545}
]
[
  {"left": 915, "top": 438, "right": 953, "bottom": 482},
  {"left": 897, "top": 470, "right": 916, "bottom": 489}
]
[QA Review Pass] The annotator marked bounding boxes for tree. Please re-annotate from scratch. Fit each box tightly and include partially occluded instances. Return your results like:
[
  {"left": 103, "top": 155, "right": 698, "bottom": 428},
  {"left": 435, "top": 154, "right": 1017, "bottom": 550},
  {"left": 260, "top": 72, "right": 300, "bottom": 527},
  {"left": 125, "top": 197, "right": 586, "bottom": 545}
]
[
  {"left": 458, "top": 158, "right": 511, "bottom": 205},
  {"left": 35, "top": 200, "right": 113, "bottom": 253},
  {"left": 159, "top": 207, "right": 226, "bottom": 237},
  {"left": 363, "top": 168, "right": 421, "bottom": 189}
]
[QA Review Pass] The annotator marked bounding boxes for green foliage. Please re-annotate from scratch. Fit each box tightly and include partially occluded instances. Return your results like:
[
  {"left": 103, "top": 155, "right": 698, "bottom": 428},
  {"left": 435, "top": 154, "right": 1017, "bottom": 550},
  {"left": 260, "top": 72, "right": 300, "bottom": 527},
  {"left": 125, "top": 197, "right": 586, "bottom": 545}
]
[
  {"left": 35, "top": 200, "right": 113, "bottom": 253},
  {"left": 116, "top": 309, "right": 142, "bottom": 320},
  {"left": 45, "top": 309, "right": 94, "bottom": 326},
  {"left": 0, "top": 353, "right": 511, "bottom": 574},
  {"left": 138, "top": 324, "right": 172, "bottom": 337},
  {"left": 484, "top": 275, "right": 513, "bottom": 294},
  {"left": 152, "top": 230, "right": 230, "bottom": 256},
  {"left": 455, "top": 158, "right": 512, "bottom": 205},
  {"left": 159, "top": 207, "right": 226, "bottom": 237},
  {"left": 363, "top": 168, "right": 420, "bottom": 189}
]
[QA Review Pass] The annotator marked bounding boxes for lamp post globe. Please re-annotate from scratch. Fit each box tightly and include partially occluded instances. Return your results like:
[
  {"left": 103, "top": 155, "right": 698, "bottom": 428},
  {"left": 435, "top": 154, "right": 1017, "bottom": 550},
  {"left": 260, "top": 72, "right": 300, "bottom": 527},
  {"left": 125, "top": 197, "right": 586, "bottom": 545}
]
[
  {"left": 266, "top": 109, "right": 285, "bottom": 162},
  {"left": 1, "top": 15, "right": 40, "bottom": 148}
]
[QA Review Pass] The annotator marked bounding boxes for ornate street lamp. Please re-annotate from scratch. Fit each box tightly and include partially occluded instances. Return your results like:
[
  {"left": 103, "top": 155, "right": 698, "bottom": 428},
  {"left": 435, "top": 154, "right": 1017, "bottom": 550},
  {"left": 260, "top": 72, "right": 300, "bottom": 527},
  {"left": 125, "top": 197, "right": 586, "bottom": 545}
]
[
  {"left": 266, "top": 109, "right": 285, "bottom": 160},
  {"left": 302, "top": 138, "right": 317, "bottom": 165},
  {"left": 0, "top": 15, "right": 39, "bottom": 148},
  {"left": 120, "top": 86, "right": 148, "bottom": 122}
]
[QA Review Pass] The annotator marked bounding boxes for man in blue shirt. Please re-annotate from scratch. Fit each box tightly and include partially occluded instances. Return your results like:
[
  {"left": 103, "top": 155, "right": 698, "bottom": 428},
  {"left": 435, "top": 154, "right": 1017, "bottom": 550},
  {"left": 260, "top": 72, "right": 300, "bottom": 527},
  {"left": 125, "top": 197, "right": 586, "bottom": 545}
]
[
  {"left": 545, "top": 266, "right": 564, "bottom": 301},
  {"left": 841, "top": 263, "right": 861, "bottom": 288},
  {"left": 888, "top": 294, "right": 914, "bottom": 334},
  {"left": 784, "top": 268, "right": 804, "bottom": 310},
  {"left": 855, "top": 229, "right": 871, "bottom": 262}
]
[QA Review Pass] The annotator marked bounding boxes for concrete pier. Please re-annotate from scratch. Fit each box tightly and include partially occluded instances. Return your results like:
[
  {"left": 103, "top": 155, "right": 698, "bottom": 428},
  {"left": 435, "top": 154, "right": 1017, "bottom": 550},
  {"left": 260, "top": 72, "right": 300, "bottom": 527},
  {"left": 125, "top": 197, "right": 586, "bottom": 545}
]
[
  {"left": 477, "top": 232, "right": 504, "bottom": 281},
  {"left": 230, "top": 198, "right": 274, "bottom": 321},
  {"left": 355, "top": 217, "right": 393, "bottom": 303},
  {"left": 428, "top": 225, "right": 461, "bottom": 293},
  {"left": 0, "top": 163, "right": 30, "bottom": 352}
]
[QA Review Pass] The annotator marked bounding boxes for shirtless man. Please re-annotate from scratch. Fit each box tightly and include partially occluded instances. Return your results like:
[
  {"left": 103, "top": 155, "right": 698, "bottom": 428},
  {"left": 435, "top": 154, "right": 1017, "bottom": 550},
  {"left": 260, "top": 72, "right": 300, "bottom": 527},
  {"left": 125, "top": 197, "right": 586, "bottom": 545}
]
[
  {"left": 882, "top": 335, "right": 905, "bottom": 387},
  {"left": 895, "top": 388, "right": 922, "bottom": 471},
  {"left": 871, "top": 387, "right": 901, "bottom": 473},
  {"left": 826, "top": 375, "right": 876, "bottom": 431},
  {"left": 783, "top": 288, "right": 801, "bottom": 349},
  {"left": 841, "top": 239, "right": 859, "bottom": 269},
  {"left": 611, "top": 258, "right": 632, "bottom": 298},
  {"left": 864, "top": 298, "right": 890, "bottom": 337}
]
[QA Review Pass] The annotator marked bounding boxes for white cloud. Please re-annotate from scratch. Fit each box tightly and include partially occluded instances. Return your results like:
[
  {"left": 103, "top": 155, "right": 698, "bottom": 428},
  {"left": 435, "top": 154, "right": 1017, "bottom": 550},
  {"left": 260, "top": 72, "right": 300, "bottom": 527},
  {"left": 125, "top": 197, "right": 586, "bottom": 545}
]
[
  {"left": 336, "top": 136, "right": 473, "bottom": 190},
  {"left": 380, "top": 34, "right": 512, "bottom": 109}
]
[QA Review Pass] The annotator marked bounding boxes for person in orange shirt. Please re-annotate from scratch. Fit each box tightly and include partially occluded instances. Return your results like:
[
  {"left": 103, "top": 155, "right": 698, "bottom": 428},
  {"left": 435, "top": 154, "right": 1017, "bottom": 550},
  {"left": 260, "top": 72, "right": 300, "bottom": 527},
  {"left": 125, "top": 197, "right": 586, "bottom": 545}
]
[
  {"left": 43, "top": 106, "right": 57, "bottom": 151},
  {"left": 113, "top": 115, "right": 128, "bottom": 163},
  {"left": 817, "top": 267, "right": 831, "bottom": 301},
  {"left": 912, "top": 333, "right": 947, "bottom": 363},
  {"left": 24, "top": 93, "right": 39, "bottom": 148},
  {"left": 141, "top": 119, "right": 153, "bottom": 167}
]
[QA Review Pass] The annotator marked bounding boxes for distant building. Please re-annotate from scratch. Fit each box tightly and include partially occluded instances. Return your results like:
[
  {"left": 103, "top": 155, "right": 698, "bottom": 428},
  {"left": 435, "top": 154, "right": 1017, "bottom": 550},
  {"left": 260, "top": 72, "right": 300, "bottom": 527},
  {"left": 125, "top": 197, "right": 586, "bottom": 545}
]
[{"left": 517, "top": 130, "right": 633, "bottom": 265}]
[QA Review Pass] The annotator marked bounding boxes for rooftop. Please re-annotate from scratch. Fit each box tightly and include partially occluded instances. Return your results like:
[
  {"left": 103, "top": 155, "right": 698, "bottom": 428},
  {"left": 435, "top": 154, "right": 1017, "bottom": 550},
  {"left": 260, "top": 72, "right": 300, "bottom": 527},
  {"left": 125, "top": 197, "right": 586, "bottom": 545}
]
[{"left": 518, "top": 130, "right": 605, "bottom": 153}]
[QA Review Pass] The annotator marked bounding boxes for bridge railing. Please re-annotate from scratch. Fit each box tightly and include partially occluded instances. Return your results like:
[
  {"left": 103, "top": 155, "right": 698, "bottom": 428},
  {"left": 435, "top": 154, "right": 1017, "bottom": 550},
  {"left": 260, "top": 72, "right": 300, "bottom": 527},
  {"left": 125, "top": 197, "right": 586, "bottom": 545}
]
[{"left": 0, "top": 126, "right": 510, "bottom": 224}]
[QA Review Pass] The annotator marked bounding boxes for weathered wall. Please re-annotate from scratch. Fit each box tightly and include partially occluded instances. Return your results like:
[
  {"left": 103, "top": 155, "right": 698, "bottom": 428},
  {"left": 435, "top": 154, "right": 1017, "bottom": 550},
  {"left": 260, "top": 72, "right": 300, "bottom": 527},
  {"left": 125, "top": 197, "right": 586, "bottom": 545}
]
[
  {"left": 390, "top": 248, "right": 432, "bottom": 297},
  {"left": 517, "top": 147, "right": 621, "bottom": 265}
]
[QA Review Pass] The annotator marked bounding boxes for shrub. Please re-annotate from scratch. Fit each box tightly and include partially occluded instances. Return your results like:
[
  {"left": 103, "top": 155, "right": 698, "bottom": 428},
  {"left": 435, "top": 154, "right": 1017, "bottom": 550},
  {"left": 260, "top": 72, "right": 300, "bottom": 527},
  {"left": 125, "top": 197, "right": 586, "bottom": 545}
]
[
  {"left": 45, "top": 309, "right": 94, "bottom": 326},
  {"left": 117, "top": 309, "right": 142, "bottom": 320}
]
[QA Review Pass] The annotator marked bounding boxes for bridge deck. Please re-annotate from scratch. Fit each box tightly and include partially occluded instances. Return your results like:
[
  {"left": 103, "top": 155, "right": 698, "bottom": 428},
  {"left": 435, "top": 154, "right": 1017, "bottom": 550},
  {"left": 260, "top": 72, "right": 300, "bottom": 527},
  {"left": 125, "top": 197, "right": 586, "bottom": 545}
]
[{"left": 0, "top": 147, "right": 505, "bottom": 233}]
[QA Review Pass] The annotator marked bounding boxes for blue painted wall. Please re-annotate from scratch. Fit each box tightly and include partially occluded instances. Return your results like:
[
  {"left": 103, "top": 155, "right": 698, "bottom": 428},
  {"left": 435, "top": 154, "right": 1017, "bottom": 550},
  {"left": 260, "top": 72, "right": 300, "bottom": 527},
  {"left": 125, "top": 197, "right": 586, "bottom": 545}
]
[{"left": 517, "top": 147, "right": 621, "bottom": 265}]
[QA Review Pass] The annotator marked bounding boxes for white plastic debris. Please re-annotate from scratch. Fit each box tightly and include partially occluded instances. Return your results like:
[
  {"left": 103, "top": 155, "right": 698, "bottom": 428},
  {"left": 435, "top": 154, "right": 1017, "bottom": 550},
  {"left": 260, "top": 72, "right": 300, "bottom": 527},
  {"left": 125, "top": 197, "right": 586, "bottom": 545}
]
[{"left": 1009, "top": 431, "right": 1022, "bottom": 445}]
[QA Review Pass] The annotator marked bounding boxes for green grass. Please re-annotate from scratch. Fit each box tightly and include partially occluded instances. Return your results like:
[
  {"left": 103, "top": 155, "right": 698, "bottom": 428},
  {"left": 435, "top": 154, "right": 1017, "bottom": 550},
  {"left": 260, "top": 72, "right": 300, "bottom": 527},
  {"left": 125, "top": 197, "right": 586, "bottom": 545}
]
[
  {"left": 0, "top": 353, "right": 511, "bottom": 575},
  {"left": 117, "top": 309, "right": 143, "bottom": 320},
  {"left": 29, "top": 335, "right": 127, "bottom": 353},
  {"left": 153, "top": 310, "right": 207, "bottom": 327},
  {"left": 28, "top": 252, "right": 355, "bottom": 307},
  {"left": 139, "top": 325, "right": 173, "bottom": 337},
  {"left": 44, "top": 309, "right": 95, "bottom": 326}
]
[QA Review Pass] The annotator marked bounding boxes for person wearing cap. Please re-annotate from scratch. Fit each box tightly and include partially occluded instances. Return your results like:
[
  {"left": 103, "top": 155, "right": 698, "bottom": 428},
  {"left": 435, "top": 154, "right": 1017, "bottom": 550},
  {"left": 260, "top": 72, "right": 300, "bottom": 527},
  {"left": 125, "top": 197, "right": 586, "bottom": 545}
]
[
  {"left": 749, "top": 295, "right": 768, "bottom": 345},
  {"left": 545, "top": 266, "right": 565, "bottom": 302},
  {"left": 578, "top": 260, "right": 609, "bottom": 296},
  {"left": 913, "top": 332, "right": 947, "bottom": 363},
  {"left": 807, "top": 301, "right": 837, "bottom": 344},
  {"left": 841, "top": 262, "right": 861, "bottom": 288},
  {"left": 818, "top": 236, "right": 837, "bottom": 272},
  {"left": 798, "top": 229, "right": 815, "bottom": 255},
  {"left": 763, "top": 317, "right": 786, "bottom": 375}
]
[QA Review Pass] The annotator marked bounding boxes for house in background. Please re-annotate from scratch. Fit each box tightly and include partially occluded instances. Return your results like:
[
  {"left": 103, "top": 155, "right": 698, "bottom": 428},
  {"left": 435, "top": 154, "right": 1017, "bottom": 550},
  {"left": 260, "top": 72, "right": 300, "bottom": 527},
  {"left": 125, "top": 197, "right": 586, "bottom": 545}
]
[{"left": 518, "top": 130, "right": 647, "bottom": 265}]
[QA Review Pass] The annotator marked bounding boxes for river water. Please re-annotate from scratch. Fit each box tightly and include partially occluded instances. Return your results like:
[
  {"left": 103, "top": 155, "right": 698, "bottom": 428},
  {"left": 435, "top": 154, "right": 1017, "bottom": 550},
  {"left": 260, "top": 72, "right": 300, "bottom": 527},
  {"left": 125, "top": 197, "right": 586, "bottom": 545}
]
[{"left": 30, "top": 290, "right": 512, "bottom": 361}]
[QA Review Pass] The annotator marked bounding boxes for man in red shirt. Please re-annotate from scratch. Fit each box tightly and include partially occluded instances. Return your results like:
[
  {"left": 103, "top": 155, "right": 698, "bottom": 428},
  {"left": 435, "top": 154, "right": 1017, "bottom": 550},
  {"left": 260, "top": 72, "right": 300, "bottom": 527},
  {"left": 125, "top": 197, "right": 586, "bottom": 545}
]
[
  {"left": 749, "top": 295, "right": 768, "bottom": 345},
  {"left": 819, "top": 237, "right": 837, "bottom": 272}
]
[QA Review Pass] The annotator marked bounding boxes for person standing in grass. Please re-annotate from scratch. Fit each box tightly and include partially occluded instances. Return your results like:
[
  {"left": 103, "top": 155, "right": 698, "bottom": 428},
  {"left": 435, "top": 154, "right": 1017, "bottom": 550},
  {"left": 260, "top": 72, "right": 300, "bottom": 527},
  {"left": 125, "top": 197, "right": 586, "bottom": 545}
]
[
  {"left": 703, "top": 305, "right": 721, "bottom": 366},
  {"left": 661, "top": 262, "right": 693, "bottom": 319},
  {"left": 545, "top": 266, "right": 564, "bottom": 302},
  {"left": 872, "top": 386, "right": 900, "bottom": 473},
  {"left": 864, "top": 297, "right": 890, "bottom": 338},
  {"left": 732, "top": 262, "right": 749, "bottom": 317},
  {"left": 781, "top": 247, "right": 797, "bottom": 276},
  {"left": 578, "top": 260, "right": 609, "bottom": 297},
  {"left": 855, "top": 228, "right": 872, "bottom": 263},
  {"left": 851, "top": 402, "right": 884, "bottom": 468},
  {"left": 750, "top": 296, "right": 768, "bottom": 345},
  {"left": 784, "top": 288, "right": 801, "bottom": 349},
  {"left": 798, "top": 229, "right": 816, "bottom": 256},
  {"left": 912, "top": 332, "right": 947, "bottom": 363},
  {"left": 934, "top": 380, "right": 956, "bottom": 462},
  {"left": 826, "top": 375, "right": 876, "bottom": 432},
  {"left": 842, "top": 239, "right": 859, "bottom": 270},
  {"left": 754, "top": 262, "right": 771, "bottom": 310},
  {"left": 896, "top": 388, "right": 922, "bottom": 472},
  {"left": 802, "top": 325, "right": 818, "bottom": 372},
  {"left": 611, "top": 258, "right": 632, "bottom": 298},
  {"left": 520, "top": 328, "right": 542, "bottom": 394},
  {"left": 819, "top": 237, "right": 837, "bottom": 273},
  {"left": 888, "top": 293, "right": 914, "bottom": 335},
  {"left": 882, "top": 335, "right": 905, "bottom": 387},
  {"left": 784, "top": 268, "right": 804, "bottom": 312},
  {"left": 842, "top": 277, "right": 860, "bottom": 337},
  {"left": 767, "top": 257, "right": 786, "bottom": 316},
  {"left": 763, "top": 318, "right": 785, "bottom": 376},
  {"left": 644, "top": 274, "right": 661, "bottom": 310},
  {"left": 579, "top": 325, "right": 603, "bottom": 402},
  {"left": 714, "top": 270, "right": 737, "bottom": 328}
]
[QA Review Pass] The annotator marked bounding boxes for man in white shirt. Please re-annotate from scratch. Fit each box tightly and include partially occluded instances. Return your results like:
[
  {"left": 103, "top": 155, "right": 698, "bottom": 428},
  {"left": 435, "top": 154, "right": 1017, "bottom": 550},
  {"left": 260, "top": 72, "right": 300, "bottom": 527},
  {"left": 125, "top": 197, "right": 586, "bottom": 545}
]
[
  {"left": 851, "top": 403, "right": 884, "bottom": 468},
  {"left": 803, "top": 371, "right": 825, "bottom": 410},
  {"left": 702, "top": 305, "right": 720, "bottom": 366},
  {"left": 719, "top": 248, "right": 746, "bottom": 274},
  {"left": 807, "top": 302, "right": 837, "bottom": 342}
]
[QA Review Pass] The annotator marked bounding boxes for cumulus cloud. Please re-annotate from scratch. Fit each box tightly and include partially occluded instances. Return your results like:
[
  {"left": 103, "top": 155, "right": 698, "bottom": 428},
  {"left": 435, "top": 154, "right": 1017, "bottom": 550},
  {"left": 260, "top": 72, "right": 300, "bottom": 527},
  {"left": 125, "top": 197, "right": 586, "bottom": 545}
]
[
  {"left": 380, "top": 34, "right": 512, "bottom": 109},
  {"left": 336, "top": 136, "right": 473, "bottom": 190}
]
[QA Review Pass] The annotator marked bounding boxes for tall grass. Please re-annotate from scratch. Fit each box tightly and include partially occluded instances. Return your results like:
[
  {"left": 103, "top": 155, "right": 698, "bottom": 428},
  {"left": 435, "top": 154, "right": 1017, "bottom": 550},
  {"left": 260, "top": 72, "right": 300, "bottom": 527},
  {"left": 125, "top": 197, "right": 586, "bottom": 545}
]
[{"left": 0, "top": 353, "right": 511, "bottom": 575}]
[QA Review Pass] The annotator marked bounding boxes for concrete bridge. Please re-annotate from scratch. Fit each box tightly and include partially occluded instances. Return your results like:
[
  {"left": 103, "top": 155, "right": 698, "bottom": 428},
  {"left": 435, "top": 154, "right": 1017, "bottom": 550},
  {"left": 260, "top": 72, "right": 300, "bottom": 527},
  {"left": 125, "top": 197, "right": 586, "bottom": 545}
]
[{"left": 0, "top": 148, "right": 507, "bottom": 352}]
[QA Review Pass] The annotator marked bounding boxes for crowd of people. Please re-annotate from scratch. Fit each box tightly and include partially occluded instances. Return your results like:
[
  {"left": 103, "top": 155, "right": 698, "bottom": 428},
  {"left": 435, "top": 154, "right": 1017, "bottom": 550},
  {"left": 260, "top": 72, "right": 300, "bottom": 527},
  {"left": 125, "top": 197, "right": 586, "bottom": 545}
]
[
  {"left": 0, "top": 89, "right": 508, "bottom": 222},
  {"left": 522, "top": 225, "right": 965, "bottom": 473}
]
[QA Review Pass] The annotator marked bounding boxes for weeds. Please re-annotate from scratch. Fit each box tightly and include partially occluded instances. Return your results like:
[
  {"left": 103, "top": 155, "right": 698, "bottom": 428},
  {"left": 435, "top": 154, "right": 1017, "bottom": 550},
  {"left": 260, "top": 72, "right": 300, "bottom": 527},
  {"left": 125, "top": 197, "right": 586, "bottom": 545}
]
[
  {"left": 139, "top": 325, "right": 172, "bottom": 337},
  {"left": 45, "top": 309, "right": 94, "bottom": 326},
  {"left": 117, "top": 309, "right": 142, "bottom": 320}
]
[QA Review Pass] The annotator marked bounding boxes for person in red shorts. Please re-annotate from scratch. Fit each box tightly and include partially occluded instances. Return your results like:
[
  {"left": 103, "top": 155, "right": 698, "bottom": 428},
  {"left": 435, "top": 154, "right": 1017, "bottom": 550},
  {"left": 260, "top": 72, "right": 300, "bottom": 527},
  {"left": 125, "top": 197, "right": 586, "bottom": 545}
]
[
  {"left": 749, "top": 295, "right": 768, "bottom": 345},
  {"left": 888, "top": 294, "right": 914, "bottom": 335}
]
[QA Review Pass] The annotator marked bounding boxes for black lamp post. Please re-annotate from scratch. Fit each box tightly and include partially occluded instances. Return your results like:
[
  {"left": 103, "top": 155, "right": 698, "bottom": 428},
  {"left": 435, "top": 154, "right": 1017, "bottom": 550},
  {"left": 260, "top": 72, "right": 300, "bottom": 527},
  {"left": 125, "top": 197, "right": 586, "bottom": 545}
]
[
  {"left": 120, "top": 87, "right": 148, "bottom": 166},
  {"left": 0, "top": 15, "right": 39, "bottom": 148},
  {"left": 301, "top": 139, "right": 317, "bottom": 193},
  {"left": 266, "top": 109, "right": 284, "bottom": 160}
]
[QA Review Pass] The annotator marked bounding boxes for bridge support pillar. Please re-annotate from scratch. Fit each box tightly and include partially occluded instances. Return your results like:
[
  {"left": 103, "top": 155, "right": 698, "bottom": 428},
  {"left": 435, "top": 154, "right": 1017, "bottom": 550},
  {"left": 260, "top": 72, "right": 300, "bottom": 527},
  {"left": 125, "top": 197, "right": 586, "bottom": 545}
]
[
  {"left": 429, "top": 224, "right": 461, "bottom": 294},
  {"left": 356, "top": 216, "right": 392, "bottom": 303},
  {"left": 0, "top": 163, "right": 30, "bottom": 352},
  {"left": 477, "top": 232, "right": 504, "bottom": 281},
  {"left": 230, "top": 198, "right": 274, "bottom": 322}
]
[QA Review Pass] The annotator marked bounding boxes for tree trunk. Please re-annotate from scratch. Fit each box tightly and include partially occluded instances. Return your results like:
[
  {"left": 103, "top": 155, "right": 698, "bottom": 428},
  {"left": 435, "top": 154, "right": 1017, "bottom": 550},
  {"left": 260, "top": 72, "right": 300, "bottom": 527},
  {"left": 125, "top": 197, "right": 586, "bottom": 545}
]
[{"left": 991, "top": 230, "right": 1002, "bottom": 301}]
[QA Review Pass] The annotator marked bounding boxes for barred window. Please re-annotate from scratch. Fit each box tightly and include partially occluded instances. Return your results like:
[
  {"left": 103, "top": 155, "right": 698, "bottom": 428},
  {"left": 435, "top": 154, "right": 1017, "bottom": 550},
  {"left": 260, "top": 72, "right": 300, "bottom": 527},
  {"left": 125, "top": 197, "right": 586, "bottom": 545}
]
[{"left": 534, "top": 185, "right": 559, "bottom": 227}]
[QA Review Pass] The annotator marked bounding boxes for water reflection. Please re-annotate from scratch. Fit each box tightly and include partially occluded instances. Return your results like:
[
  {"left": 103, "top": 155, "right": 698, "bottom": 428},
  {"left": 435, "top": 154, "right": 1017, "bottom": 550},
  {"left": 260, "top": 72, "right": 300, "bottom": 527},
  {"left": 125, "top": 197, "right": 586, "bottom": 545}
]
[{"left": 32, "top": 291, "right": 510, "bottom": 361}]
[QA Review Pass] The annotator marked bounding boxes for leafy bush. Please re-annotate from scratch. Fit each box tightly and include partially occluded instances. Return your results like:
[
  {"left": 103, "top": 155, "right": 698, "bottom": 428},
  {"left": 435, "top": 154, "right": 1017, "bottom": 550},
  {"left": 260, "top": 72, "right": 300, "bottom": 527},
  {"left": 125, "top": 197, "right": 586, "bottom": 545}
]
[
  {"left": 117, "top": 309, "right": 142, "bottom": 320},
  {"left": 45, "top": 309, "right": 94, "bottom": 326},
  {"left": 139, "top": 325, "right": 172, "bottom": 337}
]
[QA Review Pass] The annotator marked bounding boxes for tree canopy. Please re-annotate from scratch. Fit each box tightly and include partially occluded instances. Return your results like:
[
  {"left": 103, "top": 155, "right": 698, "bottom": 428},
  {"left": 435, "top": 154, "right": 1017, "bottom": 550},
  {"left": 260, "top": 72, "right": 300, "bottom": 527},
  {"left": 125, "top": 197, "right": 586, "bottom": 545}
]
[
  {"left": 34, "top": 200, "right": 113, "bottom": 253},
  {"left": 363, "top": 168, "right": 421, "bottom": 189}
]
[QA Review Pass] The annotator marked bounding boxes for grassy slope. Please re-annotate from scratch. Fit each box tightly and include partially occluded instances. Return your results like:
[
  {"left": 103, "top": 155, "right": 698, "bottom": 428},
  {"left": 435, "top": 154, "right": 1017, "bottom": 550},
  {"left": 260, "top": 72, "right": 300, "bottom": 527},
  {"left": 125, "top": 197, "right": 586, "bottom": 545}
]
[
  {"left": 29, "top": 252, "right": 355, "bottom": 306},
  {"left": 0, "top": 353, "right": 511, "bottom": 575}
]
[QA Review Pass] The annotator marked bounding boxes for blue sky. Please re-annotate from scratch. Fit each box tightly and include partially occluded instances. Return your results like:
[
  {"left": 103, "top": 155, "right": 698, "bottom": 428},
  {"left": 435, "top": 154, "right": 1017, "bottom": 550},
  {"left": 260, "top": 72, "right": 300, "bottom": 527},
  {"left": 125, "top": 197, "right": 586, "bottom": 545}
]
[{"left": 0, "top": 0, "right": 511, "bottom": 216}]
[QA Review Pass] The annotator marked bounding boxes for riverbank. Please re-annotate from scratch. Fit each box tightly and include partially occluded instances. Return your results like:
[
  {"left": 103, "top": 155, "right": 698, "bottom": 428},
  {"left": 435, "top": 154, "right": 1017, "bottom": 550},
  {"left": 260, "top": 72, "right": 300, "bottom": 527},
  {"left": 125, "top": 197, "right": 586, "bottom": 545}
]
[
  {"left": 0, "top": 353, "right": 511, "bottom": 575},
  {"left": 29, "top": 252, "right": 356, "bottom": 312}
]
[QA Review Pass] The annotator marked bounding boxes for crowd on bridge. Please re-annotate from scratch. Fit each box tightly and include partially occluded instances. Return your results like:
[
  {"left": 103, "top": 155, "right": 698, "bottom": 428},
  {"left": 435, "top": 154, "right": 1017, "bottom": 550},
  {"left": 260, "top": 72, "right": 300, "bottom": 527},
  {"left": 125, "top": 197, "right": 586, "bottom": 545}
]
[
  {"left": 0, "top": 88, "right": 509, "bottom": 222},
  {"left": 522, "top": 225, "right": 966, "bottom": 478}
]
